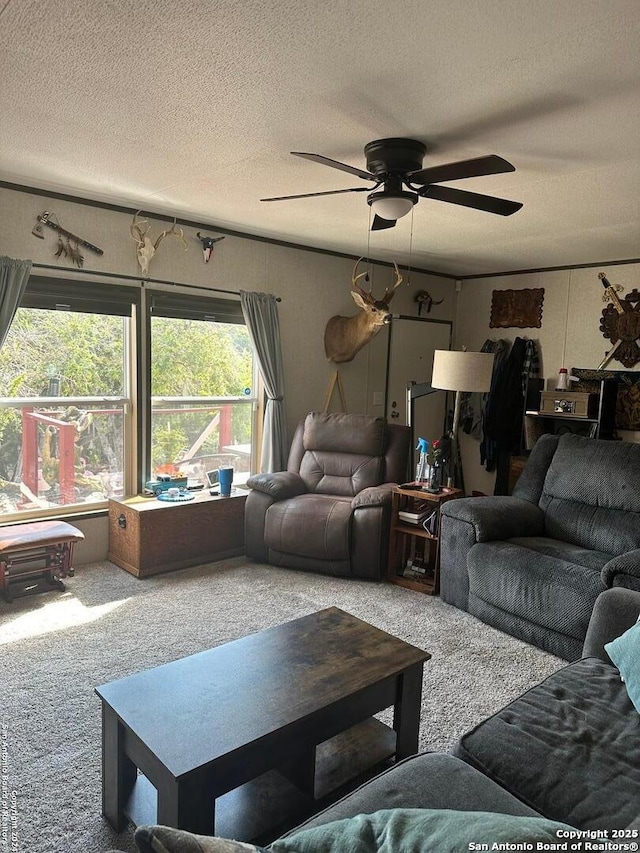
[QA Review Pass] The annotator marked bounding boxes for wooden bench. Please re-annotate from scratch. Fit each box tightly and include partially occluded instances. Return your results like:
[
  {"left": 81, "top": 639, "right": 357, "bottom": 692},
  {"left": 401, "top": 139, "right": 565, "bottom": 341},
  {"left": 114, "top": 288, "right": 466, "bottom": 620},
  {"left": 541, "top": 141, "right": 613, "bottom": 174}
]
[{"left": 0, "top": 521, "right": 84, "bottom": 602}]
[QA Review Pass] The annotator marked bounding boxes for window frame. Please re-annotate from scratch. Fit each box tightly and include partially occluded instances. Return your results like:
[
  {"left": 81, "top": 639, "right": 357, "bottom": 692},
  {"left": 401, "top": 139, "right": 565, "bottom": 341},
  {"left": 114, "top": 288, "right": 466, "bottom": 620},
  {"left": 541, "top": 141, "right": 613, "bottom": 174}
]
[
  {"left": 0, "top": 277, "right": 258, "bottom": 523},
  {"left": 147, "top": 291, "right": 256, "bottom": 486},
  {"left": 0, "top": 277, "right": 142, "bottom": 522}
]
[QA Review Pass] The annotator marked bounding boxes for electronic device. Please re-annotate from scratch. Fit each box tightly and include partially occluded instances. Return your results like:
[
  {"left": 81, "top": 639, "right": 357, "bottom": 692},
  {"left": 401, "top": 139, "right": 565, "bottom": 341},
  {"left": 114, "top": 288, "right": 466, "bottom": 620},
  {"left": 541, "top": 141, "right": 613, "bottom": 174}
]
[{"left": 206, "top": 469, "right": 220, "bottom": 488}]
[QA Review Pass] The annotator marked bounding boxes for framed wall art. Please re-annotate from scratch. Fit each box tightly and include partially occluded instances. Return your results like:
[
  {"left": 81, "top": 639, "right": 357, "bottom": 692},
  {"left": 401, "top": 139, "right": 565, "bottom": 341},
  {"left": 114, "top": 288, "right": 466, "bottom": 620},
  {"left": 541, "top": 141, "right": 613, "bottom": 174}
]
[{"left": 490, "top": 288, "right": 544, "bottom": 329}]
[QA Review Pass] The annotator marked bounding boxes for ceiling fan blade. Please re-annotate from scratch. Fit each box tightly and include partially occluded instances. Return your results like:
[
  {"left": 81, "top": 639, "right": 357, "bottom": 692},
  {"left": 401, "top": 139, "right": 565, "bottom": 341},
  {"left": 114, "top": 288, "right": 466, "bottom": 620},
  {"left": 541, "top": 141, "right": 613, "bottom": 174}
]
[
  {"left": 420, "top": 184, "right": 523, "bottom": 216},
  {"left": 408, "top": 155, "right": 515, "bottom": 185},
  {"left": 291, "top": 151, "right": 376, "bottom": 182},
  {"left": 371, "top": 215, "right": 397, "bottom": 231},
  {"left": 260, "top": 187, "right": 370, "bottom": 202}
]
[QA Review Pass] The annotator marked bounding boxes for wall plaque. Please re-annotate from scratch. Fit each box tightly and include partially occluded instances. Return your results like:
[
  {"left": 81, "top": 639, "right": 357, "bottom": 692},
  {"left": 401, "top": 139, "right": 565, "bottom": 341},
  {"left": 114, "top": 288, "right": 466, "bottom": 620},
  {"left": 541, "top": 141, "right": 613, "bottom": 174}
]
[{"left": 490, "top": 288, "right": 544, "bottom": 329}]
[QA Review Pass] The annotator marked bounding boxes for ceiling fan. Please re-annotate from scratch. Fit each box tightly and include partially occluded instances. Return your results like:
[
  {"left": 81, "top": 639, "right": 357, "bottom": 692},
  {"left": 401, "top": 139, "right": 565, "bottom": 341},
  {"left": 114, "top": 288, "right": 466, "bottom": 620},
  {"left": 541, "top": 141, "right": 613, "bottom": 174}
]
[{"left": 260, "top": 138, "right": 523, "bottom": 230}]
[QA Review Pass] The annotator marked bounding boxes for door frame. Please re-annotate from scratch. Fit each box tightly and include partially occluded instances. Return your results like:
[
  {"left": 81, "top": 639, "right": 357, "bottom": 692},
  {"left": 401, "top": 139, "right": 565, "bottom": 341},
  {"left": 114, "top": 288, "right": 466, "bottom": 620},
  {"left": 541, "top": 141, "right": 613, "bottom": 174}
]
[{"left": 384, "top": 315, "right": 454, "bottom": 415}]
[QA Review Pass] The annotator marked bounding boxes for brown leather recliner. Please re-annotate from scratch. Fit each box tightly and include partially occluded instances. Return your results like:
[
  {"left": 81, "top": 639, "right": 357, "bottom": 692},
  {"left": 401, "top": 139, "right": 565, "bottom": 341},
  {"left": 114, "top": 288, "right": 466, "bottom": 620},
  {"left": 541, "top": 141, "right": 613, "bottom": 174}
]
[{"left": 244, "top": 412, "right": 410, "bottom": 579}]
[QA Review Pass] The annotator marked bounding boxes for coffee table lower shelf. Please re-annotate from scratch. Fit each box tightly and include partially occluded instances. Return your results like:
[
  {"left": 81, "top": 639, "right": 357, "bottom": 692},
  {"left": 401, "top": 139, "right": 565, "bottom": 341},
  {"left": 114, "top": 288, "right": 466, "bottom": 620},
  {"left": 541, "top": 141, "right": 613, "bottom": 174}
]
[{"left": 124, "top": 718, "right": 396, "bottom": 844}]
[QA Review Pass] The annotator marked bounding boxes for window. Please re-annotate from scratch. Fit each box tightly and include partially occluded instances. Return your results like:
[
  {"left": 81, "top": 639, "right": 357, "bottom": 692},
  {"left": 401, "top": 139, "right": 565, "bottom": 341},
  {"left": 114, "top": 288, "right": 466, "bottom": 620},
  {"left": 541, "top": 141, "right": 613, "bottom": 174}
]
[
  {"left": 149, "top": 292, "right": 255, "bottom": 487},
  {"left": 0, "top": 279, "right": 138, "bottom": 518},
  {"left": 0, "top": 279, "right": 256, "bottom": 521}
]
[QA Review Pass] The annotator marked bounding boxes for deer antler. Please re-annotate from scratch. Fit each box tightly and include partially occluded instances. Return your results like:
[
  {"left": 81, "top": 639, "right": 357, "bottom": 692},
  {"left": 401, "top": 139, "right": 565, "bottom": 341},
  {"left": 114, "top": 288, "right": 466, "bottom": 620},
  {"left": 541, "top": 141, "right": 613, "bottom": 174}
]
[
  {"left": 130, "top": 212, "right": 187, "bottom": 277},
  {"left": 130, "top": 211, "right": 150, "bottom": 246},
  {"left": 154, "top": 218, "right": 188, "bottom": 252},
  {"left": 351, "top": 257, "right": 372, "bottom": 299},
  {"left": 383, "top": 262, "right": 403, "bottom": 299}
]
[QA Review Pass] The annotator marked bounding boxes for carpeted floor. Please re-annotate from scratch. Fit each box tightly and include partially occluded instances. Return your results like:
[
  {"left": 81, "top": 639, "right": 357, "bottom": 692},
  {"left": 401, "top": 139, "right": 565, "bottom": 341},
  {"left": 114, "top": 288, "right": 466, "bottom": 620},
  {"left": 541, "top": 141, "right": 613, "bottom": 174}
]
[{"left": 0, "top": 558, "right": 563, "bottom": 853}]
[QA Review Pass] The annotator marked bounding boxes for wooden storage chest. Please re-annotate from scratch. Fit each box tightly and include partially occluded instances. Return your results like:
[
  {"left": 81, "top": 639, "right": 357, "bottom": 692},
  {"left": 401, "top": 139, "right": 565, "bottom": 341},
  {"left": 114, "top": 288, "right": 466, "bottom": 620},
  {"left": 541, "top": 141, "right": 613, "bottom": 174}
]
[{"left": 108, "top": 491, "right": 246, "bottom": 578}]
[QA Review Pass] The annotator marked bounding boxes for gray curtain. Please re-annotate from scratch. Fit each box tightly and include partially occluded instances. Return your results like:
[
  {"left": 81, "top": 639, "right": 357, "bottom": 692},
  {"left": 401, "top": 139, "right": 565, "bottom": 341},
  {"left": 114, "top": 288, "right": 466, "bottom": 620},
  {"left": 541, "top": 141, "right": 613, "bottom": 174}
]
[
  {"left": 0, "top": 257, "right": 32, "bottom": 348},
  {"left": 240, "top": 290, "right": 287, "bottom": 472}
]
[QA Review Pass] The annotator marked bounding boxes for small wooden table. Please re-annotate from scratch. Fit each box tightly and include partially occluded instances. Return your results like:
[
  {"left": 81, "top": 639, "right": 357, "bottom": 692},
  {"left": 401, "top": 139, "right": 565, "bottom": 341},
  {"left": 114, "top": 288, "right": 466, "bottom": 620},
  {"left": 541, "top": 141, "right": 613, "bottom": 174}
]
[
  {"left": 108, "top": 490, "right": 246, "bottom": 578},
  {"left": 387, "top": 485, "right": 464, "bottom": 595},
  {"left": 95, "top": 607, "right": 430, "bottom": 842}
]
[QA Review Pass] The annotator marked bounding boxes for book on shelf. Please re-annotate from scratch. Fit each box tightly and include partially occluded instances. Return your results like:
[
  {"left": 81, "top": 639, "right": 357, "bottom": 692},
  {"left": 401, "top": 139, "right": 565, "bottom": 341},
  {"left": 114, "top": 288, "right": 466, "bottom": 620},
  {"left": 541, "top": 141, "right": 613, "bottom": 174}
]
[
  {"left": 398, "top": 507, "right": 439, "bottom": 535},
  {"left": 398, "top": 509, "right": 431, "bottom": 524}
]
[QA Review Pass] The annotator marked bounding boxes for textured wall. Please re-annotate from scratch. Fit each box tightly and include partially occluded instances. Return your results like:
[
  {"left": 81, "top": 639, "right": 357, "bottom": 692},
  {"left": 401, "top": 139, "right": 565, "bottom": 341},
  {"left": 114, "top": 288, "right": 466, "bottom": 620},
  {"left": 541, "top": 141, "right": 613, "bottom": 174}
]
[
  {"left": 455, "top": 263, "right": 640, "bottom": 495},
  {"left": 0, "top": 185, "right": 456, "bottom": 557}
]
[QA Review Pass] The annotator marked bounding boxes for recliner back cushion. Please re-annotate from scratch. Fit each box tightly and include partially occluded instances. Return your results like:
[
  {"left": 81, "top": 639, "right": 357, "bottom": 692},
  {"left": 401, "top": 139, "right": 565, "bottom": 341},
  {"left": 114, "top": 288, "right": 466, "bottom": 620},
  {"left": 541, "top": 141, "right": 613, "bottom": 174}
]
[
  {"left": 303, "top": 412, "right": 385, "bottom": 456},
  {"left": 298, "top": 412, "right": 386, "bottom": 496},
  {"left": 299, "top": 451, "right": 383, "bottom": 496},
  {"left": 539, "top": 435, "right": 640, "bottom": 554}
]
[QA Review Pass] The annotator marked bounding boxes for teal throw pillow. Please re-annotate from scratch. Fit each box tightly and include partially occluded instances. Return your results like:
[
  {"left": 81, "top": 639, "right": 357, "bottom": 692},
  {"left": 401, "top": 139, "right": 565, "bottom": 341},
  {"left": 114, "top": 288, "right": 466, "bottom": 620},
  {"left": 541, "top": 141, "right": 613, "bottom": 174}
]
[
  {"left": 605, "top": 617, "right": 640, "bottom": 714},
  {"left": 270, "top": 808, "right": 575, "bottom": 853}
]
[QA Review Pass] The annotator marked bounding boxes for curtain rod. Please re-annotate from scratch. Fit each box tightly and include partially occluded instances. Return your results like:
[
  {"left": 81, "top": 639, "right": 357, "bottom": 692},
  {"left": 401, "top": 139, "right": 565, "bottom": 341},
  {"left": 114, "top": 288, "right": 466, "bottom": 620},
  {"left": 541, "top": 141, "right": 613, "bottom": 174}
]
[{"left": 30, "top": 262, "right": 282, "bottom": 301}]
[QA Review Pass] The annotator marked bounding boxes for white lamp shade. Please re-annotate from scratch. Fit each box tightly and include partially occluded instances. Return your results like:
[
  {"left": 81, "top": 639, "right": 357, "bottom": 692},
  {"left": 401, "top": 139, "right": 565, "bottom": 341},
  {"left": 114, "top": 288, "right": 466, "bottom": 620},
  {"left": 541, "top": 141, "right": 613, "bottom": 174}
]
[
  {"left": 431, "top": 350, "right": 494, "bottom": 393},
  {"left": 369, "top": 195, "right": 415, "bottom": 221}
]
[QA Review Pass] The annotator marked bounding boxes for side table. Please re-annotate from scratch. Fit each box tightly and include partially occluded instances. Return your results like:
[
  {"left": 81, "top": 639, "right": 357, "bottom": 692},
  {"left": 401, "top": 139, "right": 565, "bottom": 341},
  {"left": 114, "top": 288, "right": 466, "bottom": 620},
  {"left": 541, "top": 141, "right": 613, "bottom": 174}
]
[{"left": 387, "top": 485, "right": 464, "bottom": 595}]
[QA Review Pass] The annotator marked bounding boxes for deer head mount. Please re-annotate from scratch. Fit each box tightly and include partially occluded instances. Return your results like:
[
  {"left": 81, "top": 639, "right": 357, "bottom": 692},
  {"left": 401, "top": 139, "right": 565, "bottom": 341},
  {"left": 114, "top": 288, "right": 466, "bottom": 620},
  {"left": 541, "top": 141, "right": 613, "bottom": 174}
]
[
  {"left": 130, "top": 211, "right": 188, "bottom": 277},
  {"left": 324, "top": 259, "right": 404, "bottom": 363}
]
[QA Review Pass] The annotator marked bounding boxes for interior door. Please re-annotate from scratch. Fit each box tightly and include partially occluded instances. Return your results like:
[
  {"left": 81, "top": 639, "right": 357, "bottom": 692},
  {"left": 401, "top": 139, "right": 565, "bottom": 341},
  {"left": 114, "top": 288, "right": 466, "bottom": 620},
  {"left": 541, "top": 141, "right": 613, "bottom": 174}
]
[{"left": 385, "top": 316, "right": 452, "bottom": 475}]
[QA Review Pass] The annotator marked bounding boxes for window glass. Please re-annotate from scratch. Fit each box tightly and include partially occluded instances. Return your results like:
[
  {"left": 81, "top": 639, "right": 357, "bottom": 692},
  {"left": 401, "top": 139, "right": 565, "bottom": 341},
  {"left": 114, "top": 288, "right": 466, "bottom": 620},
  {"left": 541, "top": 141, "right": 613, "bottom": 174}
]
[
  {"left": 150, "top": 316, "right": 254, "bottom": 486},
  {"left": 0, "top": 307, "right": 129, "bottom": 515}
]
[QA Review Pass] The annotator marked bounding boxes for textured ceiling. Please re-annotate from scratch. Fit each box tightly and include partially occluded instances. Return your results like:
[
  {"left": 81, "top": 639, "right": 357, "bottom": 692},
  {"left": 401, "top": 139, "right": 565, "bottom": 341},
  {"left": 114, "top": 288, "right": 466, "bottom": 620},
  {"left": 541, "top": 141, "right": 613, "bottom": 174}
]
[{"left": 1, "top": 0, "right": 639, "bottom": 276}]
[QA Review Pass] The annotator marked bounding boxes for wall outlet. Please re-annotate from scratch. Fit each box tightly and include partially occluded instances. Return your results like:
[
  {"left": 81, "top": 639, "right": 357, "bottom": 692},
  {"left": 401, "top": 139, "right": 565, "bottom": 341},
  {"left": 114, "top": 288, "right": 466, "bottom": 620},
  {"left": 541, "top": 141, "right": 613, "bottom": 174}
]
[{"left": 373, "top": 391, "right": 384, "bottom": 406}]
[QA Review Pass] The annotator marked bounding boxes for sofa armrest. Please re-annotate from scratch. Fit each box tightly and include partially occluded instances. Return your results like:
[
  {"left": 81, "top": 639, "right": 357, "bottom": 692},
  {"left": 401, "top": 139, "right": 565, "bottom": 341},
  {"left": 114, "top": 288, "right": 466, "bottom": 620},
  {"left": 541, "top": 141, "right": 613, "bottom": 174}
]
[
  {"left": 441, "top": 496, "right": 545, "bottom": 542},
  {"left": 582, "top": 588, "right": 640, "bottom": 662},
  {"left": 351, "top": 483, "right": 395, "bottom": 509},
  {"left": 439, "top": 497, "right": 545, "bottom": 611},
  {"left": 246, "top": 471, "right": 307, "bottom": 501},
  {"left": 601, "top": 549, "right": 640, "bottom": 588}
]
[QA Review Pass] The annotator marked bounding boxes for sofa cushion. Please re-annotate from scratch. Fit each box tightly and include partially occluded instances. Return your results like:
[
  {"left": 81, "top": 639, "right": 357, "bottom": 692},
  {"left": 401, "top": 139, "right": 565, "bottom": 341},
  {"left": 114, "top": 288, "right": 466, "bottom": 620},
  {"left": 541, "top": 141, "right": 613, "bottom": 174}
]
[
  {"left": 507, "top": 536, "right": 612, "bottom": 571},
  {"left": 538, "top": 434, "right": 640, "bottom": 554},
  {"left": 605, "top": 618, "right": 640, "bottom": 713},
  {"left": 279, "top": 753, "right": 540, "bottom": 838},
  {"left": 134, "top": 825, "right": 263, "bottom": 852},
  {"left": 270, "top": 809, "right": 573, "bottom": 853},
  {"left": 453, "top": 657, "right": 640, "bottom": 831},
  {"left": 467, "top": 540, "right": 606, "bottom": 641},
  {"left": 265, "top": 494, "right": 352, "bottom": 560}
]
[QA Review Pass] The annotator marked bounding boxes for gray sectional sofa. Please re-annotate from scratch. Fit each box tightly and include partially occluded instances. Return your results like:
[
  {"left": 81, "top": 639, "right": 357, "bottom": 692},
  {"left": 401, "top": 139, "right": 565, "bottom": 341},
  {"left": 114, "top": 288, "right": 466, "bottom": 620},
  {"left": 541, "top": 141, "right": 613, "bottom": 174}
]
[
  {"left": 118, "top": 589, "right": 640, "bottom": 852},
  {"left": 440, "top": 433, "right": 640, "bottom": 660}
]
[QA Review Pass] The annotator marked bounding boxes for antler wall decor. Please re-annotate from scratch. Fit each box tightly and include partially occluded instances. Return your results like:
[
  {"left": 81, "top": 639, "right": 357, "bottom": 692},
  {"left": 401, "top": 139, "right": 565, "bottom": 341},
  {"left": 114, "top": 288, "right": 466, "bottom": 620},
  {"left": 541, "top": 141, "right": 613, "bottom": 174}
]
[
  {"left": 130, "top": 211, "right": 188, "bottom": 277},
  {"left": 414, "top": 289, "right": 444, "bottom": 316}
]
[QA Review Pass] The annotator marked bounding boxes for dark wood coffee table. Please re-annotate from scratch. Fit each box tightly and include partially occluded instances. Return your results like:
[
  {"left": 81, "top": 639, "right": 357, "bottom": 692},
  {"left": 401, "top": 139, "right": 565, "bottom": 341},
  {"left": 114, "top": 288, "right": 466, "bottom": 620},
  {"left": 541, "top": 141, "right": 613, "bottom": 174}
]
[{"left": 95, "top": 607, "right": 430, "bottom": 841}]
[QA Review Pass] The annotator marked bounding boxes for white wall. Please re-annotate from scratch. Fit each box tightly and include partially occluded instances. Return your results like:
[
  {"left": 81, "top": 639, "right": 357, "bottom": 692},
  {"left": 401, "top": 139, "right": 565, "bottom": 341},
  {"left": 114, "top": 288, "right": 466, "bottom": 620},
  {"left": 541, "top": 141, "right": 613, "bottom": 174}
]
[
  {"left": 0, "top": 185, "right": 456, "bottom": 559},
  {"left": 455, "top": 262, "right": 640, "bottom": 495}
]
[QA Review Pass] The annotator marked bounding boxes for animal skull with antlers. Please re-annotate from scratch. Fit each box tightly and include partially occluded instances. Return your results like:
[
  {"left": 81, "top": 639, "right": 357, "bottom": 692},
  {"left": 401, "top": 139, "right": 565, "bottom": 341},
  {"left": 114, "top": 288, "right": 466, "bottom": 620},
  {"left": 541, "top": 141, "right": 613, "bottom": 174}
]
[
  {"left": 130, "top": 211, "right": 188, "bottom": 277},
  {"left": 324, "top": 259, "right": 404, "bottom": 363}
]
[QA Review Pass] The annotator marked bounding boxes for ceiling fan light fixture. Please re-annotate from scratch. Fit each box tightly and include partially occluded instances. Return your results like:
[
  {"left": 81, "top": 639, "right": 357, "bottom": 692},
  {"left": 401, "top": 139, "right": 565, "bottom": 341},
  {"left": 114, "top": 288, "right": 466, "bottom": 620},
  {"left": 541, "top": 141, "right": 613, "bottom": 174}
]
[{"left": 367, "top": 190, "right": 418, "bottom": 221}]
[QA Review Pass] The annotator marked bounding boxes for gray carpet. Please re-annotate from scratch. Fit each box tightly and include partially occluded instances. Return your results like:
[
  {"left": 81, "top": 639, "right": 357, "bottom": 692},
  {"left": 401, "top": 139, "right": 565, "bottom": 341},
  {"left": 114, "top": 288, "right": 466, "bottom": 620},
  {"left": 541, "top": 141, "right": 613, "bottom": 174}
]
[{"left": 0, "top": 558, "right": 563, "bottom": 853}]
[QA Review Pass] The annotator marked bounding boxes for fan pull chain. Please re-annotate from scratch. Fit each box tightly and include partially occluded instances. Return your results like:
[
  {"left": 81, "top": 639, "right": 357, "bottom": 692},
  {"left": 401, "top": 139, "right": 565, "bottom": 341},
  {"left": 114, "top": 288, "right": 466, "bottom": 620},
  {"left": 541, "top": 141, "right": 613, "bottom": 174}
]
[
  {"left": 365, "top": 205, "right": 373, "bottom": 292},
  {"left": 406, "top": 206, "right": 415, "bottom": 287}
]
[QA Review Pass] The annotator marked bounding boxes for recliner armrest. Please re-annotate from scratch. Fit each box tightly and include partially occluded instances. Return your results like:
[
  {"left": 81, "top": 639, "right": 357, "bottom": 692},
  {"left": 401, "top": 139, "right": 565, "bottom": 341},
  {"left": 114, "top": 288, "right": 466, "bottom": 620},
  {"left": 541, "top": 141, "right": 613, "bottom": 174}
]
[
  {"left": 246, "top": 471, "right": 307, "bottom": 501},
  {"left": 351, "top": 483, "right": 395, "bottom": 510},
  {"left": 440, "top": 496, "right": 545, "bottom": 542},
  {"left": 601, "top": 549, "right": 640, "bottom": 587},
  {"left": 582, "top": 587, "right": 640, "bottom": 662}
]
